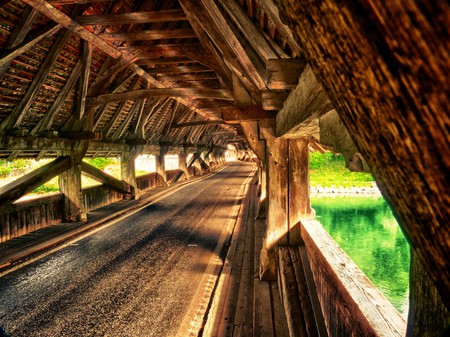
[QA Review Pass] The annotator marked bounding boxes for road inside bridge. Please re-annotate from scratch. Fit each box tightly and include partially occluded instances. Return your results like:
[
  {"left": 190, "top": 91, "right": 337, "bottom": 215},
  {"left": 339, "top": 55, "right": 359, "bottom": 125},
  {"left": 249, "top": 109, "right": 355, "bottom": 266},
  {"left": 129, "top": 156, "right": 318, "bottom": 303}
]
[{"left": 0, "top": 162, "right": 255, "bottom": 337}]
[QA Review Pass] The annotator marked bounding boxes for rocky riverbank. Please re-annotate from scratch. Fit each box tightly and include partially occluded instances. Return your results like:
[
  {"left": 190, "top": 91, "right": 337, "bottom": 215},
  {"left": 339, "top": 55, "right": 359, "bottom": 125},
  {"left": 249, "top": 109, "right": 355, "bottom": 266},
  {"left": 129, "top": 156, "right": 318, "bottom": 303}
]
[{"left": 310, "top": 183, "right": 381, "bottom": 195}]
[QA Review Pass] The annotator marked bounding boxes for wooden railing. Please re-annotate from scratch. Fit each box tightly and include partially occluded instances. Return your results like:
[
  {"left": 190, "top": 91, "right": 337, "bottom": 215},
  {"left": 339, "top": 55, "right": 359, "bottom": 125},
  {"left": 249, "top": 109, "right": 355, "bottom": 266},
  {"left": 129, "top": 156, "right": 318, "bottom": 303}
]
[
  {"left": 0, "top": 193, "right": 63, "bottom": 243},
  {"left": 299, "top": 219, "right": 406, "bottom": 337}
]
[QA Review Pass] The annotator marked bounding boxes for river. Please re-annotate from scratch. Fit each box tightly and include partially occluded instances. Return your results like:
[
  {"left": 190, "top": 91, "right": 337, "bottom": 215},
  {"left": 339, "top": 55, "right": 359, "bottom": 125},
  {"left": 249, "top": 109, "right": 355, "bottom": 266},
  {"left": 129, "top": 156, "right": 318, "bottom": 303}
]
[{"left": 311, "top": 195, "right": 410, "bottom": 316}]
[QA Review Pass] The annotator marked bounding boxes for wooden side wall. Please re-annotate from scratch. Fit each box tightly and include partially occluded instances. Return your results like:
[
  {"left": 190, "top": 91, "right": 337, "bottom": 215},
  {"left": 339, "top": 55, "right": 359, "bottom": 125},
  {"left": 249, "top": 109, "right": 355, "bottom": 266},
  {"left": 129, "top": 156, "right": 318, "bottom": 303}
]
[
  {"left": 301, "top": 219, "right": 406, "bottom": 337},
  {"left": 0, "top": 165, "right": 220, "bottom": 243},
  {"left": 82, "top": 185, "right": 124, "bottom": 213},
  {"left": 0, "top": 194, "right": 63, "bottom": 243}
]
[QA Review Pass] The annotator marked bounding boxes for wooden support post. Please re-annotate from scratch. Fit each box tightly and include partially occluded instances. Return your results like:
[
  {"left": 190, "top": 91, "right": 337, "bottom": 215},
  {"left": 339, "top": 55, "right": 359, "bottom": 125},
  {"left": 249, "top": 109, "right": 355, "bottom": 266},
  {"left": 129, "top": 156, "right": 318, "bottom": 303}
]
[
  {"left": 178, "top": 150, "right": 190, "bottom": 180},
  {"left": 59, "top": 159, "right": 86, "bottom": 222},
  {"left": 260, "top": 128, "right": 288, "bottom": 280},
  {"left": 156, "top": 147, "right": 169, "bottom": 186},
  {"left": 288, "top": 138, "right": 315, "bottom": 245},
  {"left": 407, "top": 250, "right": 450, "bottom": 337},
  {"left": 121, "top": 149, "right": 141, "bottom": 200},
  {"left": 259, "top": 129, "right": 314, "bottom": 279}
]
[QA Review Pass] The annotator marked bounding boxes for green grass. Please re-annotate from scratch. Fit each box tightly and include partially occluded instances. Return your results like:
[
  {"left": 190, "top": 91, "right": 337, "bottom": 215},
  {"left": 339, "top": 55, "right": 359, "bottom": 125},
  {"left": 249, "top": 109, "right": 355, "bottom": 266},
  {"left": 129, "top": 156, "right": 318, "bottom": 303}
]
[{"left": 310, "top": 152, "right": 375, "bottom": 187}]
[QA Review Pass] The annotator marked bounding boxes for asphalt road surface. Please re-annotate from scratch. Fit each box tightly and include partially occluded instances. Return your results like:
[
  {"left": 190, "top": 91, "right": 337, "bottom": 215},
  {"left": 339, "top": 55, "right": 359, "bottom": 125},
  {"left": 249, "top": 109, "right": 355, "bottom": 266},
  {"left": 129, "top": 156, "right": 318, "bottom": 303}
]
[{"left": 0, "top": 162, "right": 255, "bottom": 337}]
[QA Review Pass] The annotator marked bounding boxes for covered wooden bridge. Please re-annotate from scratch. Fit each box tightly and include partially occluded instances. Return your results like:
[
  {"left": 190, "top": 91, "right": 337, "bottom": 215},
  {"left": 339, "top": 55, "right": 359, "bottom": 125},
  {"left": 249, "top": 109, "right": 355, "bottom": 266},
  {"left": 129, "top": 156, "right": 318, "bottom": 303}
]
[{"left": 0, "top": 0, "right": 448, "bottom": 336}]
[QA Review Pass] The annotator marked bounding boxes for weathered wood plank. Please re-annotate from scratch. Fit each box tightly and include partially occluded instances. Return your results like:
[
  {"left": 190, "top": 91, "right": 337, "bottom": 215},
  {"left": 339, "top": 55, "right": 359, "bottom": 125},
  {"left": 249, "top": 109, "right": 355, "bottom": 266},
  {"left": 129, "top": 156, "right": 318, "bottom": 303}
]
[
  {"left": 222, "top": 106, "right": 274, "bottom": 123},
  {"left": 278, "top": 247, "right": 308, "bottom": 337},
  {"left": 266, "top": 58, "right": 306, "bottom": 90},
  {"left": 289, "top": 246, "right": 324, "bottom": 337},
  {"left": 76, "top": 41, "right": 92, "bottom": 120},
  {"left": 31, "top": 59, "right": 83, "bottom": 135},
  {"left": 0, "top": 28, "right": 71, "bottom": 131},
  {"left": 219, "top": 0, "right": 280, "bottom": 62},
  {"left": 276, "top": 64, "right": 333, "bottom": 137},
  {"left": 288, "top": 138, "right": 314, "bottom": 244},
  {"left": 99, "top": 28, "right": 196, "bottom": 42},
  {"left": 0, "top": 157, "right": 71, "bottom": 212},
  {"left": 298, "top": 245, "right": 332, "bottom": 337},
  {"left": 240, "top": 121, "right": 266, "bottom": 161},
  {"left": 262, "top": 90, "right": 291, "bottom": 110},
  {"left": 80, "top": 161, "right": 130, "bottom": 194},
  {"left": 0, "top": 6, "right": 39, "bottom": 79},
  {"left": 0, "top": 24, "right": 62, "bottom": 68},
  {"left": 259, "top": 128, "right": 288, "bottom": 280},
  {"left": 21, "top": 0, "right": 121, "bottom": 58},
  {"left": 146, "top": 65, "right": 211, "bottom": 74},
  {"left": 274, "top": 0, "right": 450, "bottom": 305},
  {"left": 76, "top": 10, "right": 187, "bottom": 25},
  {"left": 254, "top": 0, "right": 302, "bottom": 56},
  {"left": 201, "top": 0, "right": 266, "bottom": 89},
  {"left": 156, "top": 72, "right": 218, "bottom": 82},
  {"left": 88, "top": 88, "right": 234, "bottom": 105},
  {"left": 136, "top": 57, "right": 194, "bottom": 65},
  {"left": 301, "top": 219, "right": 406, "bottom": 337}
]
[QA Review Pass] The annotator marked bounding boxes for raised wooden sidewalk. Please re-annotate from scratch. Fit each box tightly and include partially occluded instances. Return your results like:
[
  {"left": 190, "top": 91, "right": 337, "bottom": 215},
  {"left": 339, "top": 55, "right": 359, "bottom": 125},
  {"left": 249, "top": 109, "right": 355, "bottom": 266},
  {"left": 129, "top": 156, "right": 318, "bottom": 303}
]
[{"left": 203, "top": 178, "right": 290, "bottom": 337}]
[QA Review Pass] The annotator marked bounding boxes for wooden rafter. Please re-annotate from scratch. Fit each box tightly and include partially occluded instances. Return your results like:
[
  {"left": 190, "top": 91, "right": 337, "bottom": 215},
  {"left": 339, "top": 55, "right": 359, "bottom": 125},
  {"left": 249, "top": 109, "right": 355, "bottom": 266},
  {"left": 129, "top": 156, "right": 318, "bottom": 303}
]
[
  {"left": 88, "top": 88, "right": 234, "bottom": 105},
  {"left": 76, "top": 41, "right": 92, "bottom": 120},
  {"left": 102, "top": 76, "right": 141, "bottom": 137},
  {"left": 111, "top": 99, "right": 144, "bottom": 139},
  {"left": 219, "top": 0, "right": 280, "bottom": 62},
  {"left": 146, "top": 65, "right": 212, "bottom": 75},
  {"left": 31, "top": 59, "right": 83, "bottom": 135},
  {"left": 21, "top": 0, "right": 121, "bottom": 58},
  {"left": 172, "top": 120, "right": 225, "bottom": 129},
  {"left": 0, "top": 28, "right": 72, "bottom": 132},
  {"left": 99, "top": 28, "right": 197, "bottom": 42},
  {"left": 0, "top": 24, "right": 62, "bottom": 69},
  {"left": 75, "top": 10, "right": 187, "bottom": 25},
  {"left": 254, "top": 0, "right": 302, "bottom": 56},
  {"left": 0, "top": 6, "right": 39, "bottom": 80}
]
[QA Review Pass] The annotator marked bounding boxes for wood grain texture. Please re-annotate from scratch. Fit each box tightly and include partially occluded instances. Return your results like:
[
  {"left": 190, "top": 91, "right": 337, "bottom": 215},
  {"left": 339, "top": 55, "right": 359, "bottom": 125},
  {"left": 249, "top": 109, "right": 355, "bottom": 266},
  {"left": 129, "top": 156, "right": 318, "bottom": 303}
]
[
  {"left": 301, "top": 219, "right": 406, "bottom": 337},
  {"left": 274, "top": 0, "right": 450, "bottom": 304}
]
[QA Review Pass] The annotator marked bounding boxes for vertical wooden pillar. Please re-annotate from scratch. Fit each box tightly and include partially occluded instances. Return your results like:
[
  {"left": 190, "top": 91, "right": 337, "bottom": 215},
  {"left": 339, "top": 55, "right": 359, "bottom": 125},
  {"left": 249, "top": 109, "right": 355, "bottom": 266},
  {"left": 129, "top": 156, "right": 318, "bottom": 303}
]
[
  {"left": 288, "top": 138, "right": 315, "bottom": 244},
  {"left": 260, "top": 130, "right": 314, "bottom": 280},
  {"left": 260, "top": 130, "right": 288, "bottom": 280},
  {"left": 121, "top": 149, "right": 140, "bottom": 200},
  {"left": 59, "top": 159, "right": 86, "bottom": 222},
  {"left": 178, "top": 149, "right": 190, "bottom": 180},
  {"left": 407, "top": 250, "right": 450, "bottom": 337},
  {"left": 156, "top": 148, "right": 168, "bottom": 186}
]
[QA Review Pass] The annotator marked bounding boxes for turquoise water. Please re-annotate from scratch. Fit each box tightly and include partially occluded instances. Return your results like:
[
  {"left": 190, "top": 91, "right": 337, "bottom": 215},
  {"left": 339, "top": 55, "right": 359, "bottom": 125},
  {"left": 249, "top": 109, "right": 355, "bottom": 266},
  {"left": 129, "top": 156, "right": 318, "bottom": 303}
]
[{"left": 311, "top": 196, "right": 410, "bottom": 314}]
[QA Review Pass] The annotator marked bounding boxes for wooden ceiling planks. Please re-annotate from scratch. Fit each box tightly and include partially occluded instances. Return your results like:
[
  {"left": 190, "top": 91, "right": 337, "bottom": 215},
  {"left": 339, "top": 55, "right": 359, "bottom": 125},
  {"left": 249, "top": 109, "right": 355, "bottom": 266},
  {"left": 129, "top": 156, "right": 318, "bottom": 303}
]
[{"left": 0, "top": 0, "right": 296, "bottom": 158}]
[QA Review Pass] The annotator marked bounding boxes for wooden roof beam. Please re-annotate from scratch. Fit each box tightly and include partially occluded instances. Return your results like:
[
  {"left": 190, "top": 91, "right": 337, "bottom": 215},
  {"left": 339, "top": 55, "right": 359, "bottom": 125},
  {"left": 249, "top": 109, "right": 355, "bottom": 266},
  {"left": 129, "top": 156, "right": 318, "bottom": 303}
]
[
  {"left": 0, "top": 24, "right": 62, "bottom": 69},
  {"left": 179, "top": 0, "right": 265, "bottom": 90},
  {"left": 276, "top": 65, "right": 334, "bottom": 138},
  {"left": 31, "top": 59, "right": 82, "bottom": 136},
  {"left": 254, "top": 0, "right": 302, "bottom": 56},
  {"left": 21, "top": 0, "right": 121, "bottom": 58},
  {"left": 99, "top": 28, "right": 197, "bottom": 42},
  {"left": 146, "top": 65, "right": 212, "bottom": 75},
  {"left": 0, "top": 6, "right": 39, "bottom": 80},
  {"left": 88, "top": 88, "right": 234, "bottom": 105},
  {"left": 222, "top": 106, "right": 275, "bottom": 122},
  {"left": 219, "top": 0, "right": 281, "bottom": 62},
  {"left": 171, "top": 120, "right": 225, "bottom": 129},
  {"left": 136, "top": 57, "right": 195, "bottom": 65},
  {"left": 267, "top": 59, "right": 307, "bottom": 90},
  {"left": 76, "top": 10, "right": 187, "bottom": 26}
]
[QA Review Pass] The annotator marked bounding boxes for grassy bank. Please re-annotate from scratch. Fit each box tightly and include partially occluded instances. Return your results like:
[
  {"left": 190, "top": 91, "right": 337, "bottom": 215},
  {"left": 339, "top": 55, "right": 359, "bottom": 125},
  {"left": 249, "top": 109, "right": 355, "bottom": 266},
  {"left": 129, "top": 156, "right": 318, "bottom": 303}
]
[{"left": 310, "top": 152, "right": 375, "bottom": 187}]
